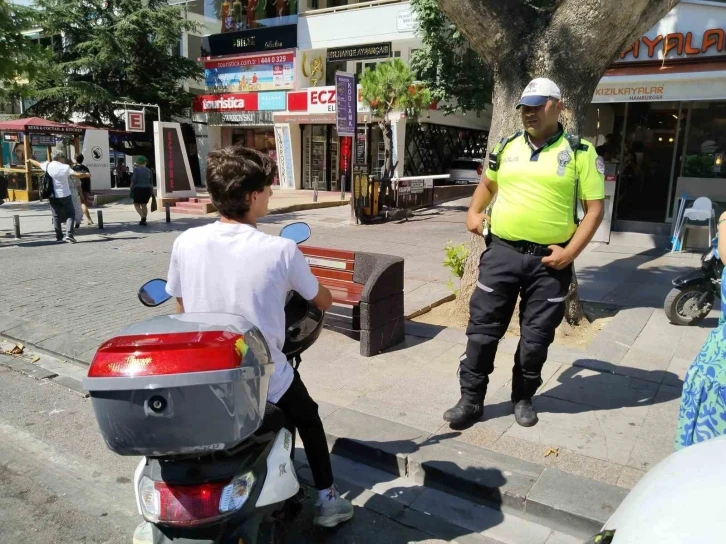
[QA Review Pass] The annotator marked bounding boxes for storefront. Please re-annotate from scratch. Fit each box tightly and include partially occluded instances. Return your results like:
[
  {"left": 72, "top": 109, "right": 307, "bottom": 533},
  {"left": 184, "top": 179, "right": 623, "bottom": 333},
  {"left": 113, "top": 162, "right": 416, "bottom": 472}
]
[
  {"left": 584, "top": 0, "right": 726, "bottom": 233},
  {"left": 195, "top": 23, "right": 298, "bottom": 184},
  {"left": 274, "top": 85, "right": 386, "bottom": 191}
]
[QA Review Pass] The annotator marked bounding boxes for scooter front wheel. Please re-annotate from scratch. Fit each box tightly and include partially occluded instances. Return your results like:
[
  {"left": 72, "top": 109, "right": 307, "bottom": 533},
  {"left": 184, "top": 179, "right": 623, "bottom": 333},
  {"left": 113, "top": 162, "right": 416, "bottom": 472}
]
[{"left": 664, "top": 286, "right": 713, "bottom": 326}]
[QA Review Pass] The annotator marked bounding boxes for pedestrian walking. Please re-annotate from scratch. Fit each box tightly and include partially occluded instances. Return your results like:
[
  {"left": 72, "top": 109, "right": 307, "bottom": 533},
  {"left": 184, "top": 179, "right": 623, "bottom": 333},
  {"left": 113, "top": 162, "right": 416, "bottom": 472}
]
[
  {"left": 443, "top": 78, "right": 606, "bottom": 428},
  {"left": 71, "top": 153, "right": 94, "bottom": 225},
  {"left": 130, "top": 156, "right": 153, "bottom": 226},
  {"left": 0, "top": 173, "right": 8, "bottom": 205},
  {"left": 27, "top": 151, "right": 91, "bottom": 243},
  {"left": 68, "top": 168, "right": 84, "bottom": 229}
]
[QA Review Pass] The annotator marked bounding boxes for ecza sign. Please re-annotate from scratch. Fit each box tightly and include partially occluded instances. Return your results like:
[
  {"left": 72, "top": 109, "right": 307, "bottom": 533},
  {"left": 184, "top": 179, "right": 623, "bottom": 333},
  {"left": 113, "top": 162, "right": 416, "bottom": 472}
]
[
  {"left": 309, "top": 89, "right": 338, "bottom": 112},
  {"left": 125, "top": 110, "right": 145, "bottom": 133},
  {"left": 307, "top": 86, "right": 369, "bottom": 114}
]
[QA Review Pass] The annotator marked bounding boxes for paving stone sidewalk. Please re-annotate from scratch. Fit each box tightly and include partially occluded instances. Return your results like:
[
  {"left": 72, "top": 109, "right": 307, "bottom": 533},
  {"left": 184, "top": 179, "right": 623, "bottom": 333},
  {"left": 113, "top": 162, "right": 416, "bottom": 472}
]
[
  {"left": 288, "top": 299, "right": 713, "bottom": 536},
  {"left": 0, "top": 198, "right": 714, "bottom": 537}
]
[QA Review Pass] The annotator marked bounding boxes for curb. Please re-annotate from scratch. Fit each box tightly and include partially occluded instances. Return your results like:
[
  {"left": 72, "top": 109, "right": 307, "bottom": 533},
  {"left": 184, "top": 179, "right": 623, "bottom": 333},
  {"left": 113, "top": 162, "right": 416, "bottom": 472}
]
[
  {"left": 269, "top": 200, "right": 350, "bottom": 215},
  {"left": 0, "top": 352, "right": 88, "bottom": 398},
  {"left": 404, "top": 293, "right": 456, "bottom": 320},
  {"left": 320, "top": 406, "right": 626, "bottom": 539}
]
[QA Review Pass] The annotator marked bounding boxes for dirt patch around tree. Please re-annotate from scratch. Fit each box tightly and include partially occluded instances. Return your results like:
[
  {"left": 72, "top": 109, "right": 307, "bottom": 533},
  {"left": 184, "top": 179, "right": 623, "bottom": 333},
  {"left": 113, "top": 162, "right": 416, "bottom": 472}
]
[{"left": 412, "top": 298, "right": 618, "bottom": 349}]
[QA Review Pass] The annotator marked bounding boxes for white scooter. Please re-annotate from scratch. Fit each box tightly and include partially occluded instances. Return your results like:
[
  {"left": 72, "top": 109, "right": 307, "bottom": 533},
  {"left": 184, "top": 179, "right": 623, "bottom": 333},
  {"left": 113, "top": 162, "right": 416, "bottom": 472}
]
[
  {"left": 84, "top": 223, "right": 324, "bottom": 544},
  {"left": 585, "top": 435, "right": 726, "bottom": 543}
]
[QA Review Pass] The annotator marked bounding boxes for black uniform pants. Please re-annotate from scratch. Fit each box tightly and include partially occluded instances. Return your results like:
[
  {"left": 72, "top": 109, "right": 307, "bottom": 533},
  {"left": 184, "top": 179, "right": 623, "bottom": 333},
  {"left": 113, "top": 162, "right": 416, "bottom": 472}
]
[{"left": 460, "top": 239, "right": 573, "bottom": 404}]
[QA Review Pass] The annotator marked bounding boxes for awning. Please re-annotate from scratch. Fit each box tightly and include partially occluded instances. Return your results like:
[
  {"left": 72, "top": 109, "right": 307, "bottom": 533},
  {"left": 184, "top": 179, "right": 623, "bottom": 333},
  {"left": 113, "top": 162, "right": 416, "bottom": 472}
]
[
  {"left": 593, "top": 61, "right": 726, "bottom": 103},
  {"left": 0, "top": 116, "right": 86, "bottom": 135}
]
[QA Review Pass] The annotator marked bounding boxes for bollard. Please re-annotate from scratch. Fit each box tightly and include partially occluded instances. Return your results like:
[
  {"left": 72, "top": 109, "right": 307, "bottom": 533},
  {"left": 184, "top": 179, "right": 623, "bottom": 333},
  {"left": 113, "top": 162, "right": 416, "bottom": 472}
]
[
  {"left": 97, "top": 210, "right": 104, "bottom": 230},
  {"left": 13, "top": 215, "right": 20, "bottom": 239},
  {"left": 313, "top": 185, "right": 318, "bottom": 203},
  {"left": 165, "top": 203, "right": 171, "bottom": 223}
]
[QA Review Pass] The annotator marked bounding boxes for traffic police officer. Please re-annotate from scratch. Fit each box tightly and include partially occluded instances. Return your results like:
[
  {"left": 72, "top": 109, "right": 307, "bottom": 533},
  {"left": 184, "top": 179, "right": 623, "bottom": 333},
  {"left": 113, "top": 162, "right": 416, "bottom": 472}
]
[{"left": 444, "top": 78, "right": 605, "bottom": 428}]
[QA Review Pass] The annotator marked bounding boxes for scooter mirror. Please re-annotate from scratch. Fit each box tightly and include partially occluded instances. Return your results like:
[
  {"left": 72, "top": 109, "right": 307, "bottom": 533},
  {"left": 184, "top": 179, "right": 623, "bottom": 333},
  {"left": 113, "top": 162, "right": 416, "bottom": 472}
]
[
  {"left": 280, "top": 222, "right": 311, "bottom": 245},
  {"left": 138, "top": 279, "right": 172, "bottom": 307}
]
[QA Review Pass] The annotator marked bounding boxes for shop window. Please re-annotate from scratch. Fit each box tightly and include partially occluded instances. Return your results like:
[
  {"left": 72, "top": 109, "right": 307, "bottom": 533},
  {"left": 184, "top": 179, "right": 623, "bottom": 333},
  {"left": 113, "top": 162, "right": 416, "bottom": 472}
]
[
  {"left": 325, "top": 60, "right": 347, "bottom": 86},
  {"left": 404, "top": 123, "right": 489, "bottom": 177},
  {"left": 188, "top": 34, "right": 202, "bottom": 66},
  {"left": 187, "top": 0, "right": 205, "bottom": 16},
  {"left": 682, "top": 101, "right": 726, "bottom": 179}
]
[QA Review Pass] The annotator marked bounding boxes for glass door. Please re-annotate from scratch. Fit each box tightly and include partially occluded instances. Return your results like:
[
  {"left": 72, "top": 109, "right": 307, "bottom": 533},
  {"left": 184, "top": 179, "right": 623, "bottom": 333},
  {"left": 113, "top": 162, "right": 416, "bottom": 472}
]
[
  {"left": 615, "top": 101, "right": 682, "bottom": 223},
  {"left": 309, "top": 126, "right": 327, "bottom": 191}
]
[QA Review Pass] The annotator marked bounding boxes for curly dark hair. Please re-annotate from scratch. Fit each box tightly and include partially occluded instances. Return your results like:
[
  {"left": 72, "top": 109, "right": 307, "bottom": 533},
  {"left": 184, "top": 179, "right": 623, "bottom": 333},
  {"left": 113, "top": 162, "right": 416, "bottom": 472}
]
[{"left": 206, "top": 146, "right": 277, "bottom": 221}]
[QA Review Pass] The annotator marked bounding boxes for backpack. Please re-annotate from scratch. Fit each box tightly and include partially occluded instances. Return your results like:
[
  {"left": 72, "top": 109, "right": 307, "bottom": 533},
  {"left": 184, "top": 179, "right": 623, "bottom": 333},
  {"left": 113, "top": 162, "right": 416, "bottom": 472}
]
[
  {"left": 39, "top": 165, "right": 56, "bottom": 200},
  {"left": 488, "top": 131, "right": 584, "bottom": 225}
]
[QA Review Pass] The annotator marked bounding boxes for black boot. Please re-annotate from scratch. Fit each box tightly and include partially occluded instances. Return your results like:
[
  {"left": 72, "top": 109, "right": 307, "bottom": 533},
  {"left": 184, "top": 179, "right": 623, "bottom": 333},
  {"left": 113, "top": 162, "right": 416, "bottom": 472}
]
[
  {"left": 443, "top": 398, "right": 483, "bottom": 426},
  {"left": 513, "top": 399, "right": 538, "bottom": 427}
]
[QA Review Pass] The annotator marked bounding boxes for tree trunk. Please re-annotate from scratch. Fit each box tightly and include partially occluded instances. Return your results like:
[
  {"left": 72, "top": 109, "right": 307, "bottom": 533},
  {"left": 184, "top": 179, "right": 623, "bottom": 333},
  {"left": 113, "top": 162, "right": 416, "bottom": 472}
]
[
  {"left": 443, "top": 0, "right": 680, "bottom": 325},
  {"left": 379, "top": 119, "right": 395, "bottom": 207}
]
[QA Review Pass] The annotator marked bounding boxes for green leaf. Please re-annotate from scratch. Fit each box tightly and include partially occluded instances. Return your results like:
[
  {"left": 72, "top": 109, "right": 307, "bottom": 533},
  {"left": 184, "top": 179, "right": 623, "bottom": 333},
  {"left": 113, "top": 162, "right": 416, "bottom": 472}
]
[{"left": 409, "top": 0, "right": 492, "bottom": 115}]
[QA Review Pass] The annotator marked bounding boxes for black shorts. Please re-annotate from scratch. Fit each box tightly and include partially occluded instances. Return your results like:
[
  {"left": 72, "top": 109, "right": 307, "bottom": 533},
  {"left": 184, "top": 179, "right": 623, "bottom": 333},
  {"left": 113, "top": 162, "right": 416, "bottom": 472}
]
[
  {"left": 133, "top": 187, "right": 152, "bottom": 204},
  {"left": 81, "top": 178, "right": 91, "bottom": 195}
]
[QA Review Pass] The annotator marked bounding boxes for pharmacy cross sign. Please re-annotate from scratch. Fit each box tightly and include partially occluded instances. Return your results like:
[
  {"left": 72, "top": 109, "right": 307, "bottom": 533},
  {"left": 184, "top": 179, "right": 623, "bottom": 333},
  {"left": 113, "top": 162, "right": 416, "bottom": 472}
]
[{"left": 125, "top": 111, "right": 145, "bottom": 133}]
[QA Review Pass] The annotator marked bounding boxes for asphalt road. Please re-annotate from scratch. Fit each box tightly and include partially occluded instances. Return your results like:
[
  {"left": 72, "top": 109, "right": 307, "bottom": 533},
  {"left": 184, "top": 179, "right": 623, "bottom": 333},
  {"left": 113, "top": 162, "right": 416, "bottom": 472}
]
[{"left": 0, "top": 364, "right": 449, "bottom": 544}]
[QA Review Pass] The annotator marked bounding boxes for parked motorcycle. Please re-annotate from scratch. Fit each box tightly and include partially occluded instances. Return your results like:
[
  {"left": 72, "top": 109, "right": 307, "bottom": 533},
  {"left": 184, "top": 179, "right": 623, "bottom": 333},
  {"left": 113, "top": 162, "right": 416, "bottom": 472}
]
[
  {"left": 664, "top": 245, "right": 723, "bottom": 326},
  {"left": 83, "top": 222, "right": 323, "bottom": 544}
]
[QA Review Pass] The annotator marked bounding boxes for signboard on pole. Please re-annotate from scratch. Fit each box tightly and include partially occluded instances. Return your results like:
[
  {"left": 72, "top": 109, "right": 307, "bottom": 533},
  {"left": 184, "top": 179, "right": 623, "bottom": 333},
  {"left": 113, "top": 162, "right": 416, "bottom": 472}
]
[
  {"left": 335, "top": 72, "right": 356, "bottom": 137},
  {"left": 125, "top": 110, "right": 145, "bottom": 132},
  {"left": 153, "top": 122, "right": 197, "bottom": 200},
  {"left": 81, "top": 129, "right": 112, "bottom": 190}
]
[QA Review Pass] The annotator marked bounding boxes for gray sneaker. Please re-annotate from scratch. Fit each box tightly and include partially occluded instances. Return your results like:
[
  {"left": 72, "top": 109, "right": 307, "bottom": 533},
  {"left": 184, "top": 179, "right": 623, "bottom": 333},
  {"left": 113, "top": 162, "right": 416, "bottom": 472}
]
[
  {"left": 314, "top": 488, "right": 354, "bottom": 528},
  {"left": 132, "top": 520, "right": 153, "bottom": 544}
]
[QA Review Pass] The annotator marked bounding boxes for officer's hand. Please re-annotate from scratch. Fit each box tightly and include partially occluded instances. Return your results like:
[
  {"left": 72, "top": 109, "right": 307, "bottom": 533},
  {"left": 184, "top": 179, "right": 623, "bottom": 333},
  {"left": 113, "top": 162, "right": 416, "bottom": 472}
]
[
  {"left": 466, "top": 211, "right": 490, "bottom": 236},
  {"left": 542, "top": 246, "right": 574, "bottom": 270}
]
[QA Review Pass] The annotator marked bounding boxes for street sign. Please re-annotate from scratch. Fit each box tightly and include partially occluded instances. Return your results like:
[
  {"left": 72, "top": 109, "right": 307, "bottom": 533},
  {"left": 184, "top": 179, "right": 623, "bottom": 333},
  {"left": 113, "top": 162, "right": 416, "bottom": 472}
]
[
  {"left": 409, "top": 179, "right": 424, "bottom": 194},
  {"left": 335, "top": 72, "right": 356, "bottom": 137},
  {"left": 125, "top": 110, "right": 145, "bottom": 132}
]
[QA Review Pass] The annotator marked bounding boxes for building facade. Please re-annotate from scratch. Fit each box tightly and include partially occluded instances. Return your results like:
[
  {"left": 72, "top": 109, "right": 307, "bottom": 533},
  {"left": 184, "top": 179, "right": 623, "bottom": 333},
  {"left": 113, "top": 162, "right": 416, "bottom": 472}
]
[
  {"left": 581, "top": 0, "right": 726, "bottom": 240},
  {"left": 190, "top": 0, "right": 491, "bottom": 190}
]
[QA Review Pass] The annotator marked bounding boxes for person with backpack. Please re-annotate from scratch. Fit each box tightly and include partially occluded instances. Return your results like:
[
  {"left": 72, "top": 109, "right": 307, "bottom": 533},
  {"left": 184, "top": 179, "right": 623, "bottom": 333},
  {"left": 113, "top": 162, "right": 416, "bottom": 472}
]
[
  {"left": 443, "top": 78, "right": 605, "bottom": 429},
  {"left": 27, "top": 151, "right": 90, "bottom": 243}
]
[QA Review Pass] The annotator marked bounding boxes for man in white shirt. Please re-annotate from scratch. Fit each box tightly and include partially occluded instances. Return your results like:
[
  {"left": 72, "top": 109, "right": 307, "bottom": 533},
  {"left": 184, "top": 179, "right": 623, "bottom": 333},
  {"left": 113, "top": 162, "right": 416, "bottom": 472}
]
[
  {"left": 27, "top": 151, "right": 90, "bottom": 243},
  {"left": 164, "top": 147, "right": 354, "bottom": 529}
]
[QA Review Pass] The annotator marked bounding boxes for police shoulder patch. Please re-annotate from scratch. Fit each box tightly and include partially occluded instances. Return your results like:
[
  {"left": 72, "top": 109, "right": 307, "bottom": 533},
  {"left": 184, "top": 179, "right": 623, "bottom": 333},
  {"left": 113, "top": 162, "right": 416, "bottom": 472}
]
[{"left": 596, "top": 156, "right": 606, "bottom": 174}]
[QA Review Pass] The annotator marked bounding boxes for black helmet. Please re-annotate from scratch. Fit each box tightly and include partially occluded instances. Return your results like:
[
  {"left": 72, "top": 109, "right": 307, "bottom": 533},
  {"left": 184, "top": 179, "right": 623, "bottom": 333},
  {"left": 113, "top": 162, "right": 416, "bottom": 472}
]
[{"left": 282, "top": 291, "right": 324, "bottom": 360}]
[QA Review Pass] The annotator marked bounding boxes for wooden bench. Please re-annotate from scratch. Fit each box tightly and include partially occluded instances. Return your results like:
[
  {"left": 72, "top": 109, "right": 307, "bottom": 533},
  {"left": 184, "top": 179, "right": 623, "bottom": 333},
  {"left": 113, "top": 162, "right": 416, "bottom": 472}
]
[{"left": 299, "top": 245, "right": 405, "bottom": 357}]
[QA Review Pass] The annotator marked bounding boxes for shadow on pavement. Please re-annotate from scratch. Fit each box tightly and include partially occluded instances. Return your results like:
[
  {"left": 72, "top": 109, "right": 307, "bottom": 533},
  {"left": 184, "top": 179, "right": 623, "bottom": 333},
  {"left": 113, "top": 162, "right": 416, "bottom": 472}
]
[
  {"left": 480, "top": 360, "right": 682, "bottom": 427},
  {"left": 576, "top": 246, "right": 699, "bottom": 309},
  {"left": 326, "top": 432, "right": 507, "bottom": 543}
]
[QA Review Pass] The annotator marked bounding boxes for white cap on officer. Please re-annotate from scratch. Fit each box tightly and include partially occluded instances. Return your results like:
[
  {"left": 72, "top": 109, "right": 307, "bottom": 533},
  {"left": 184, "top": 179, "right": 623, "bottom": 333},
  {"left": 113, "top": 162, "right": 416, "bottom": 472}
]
[{"left": 516, "top": 78, "right": 562, "bottom": 109}]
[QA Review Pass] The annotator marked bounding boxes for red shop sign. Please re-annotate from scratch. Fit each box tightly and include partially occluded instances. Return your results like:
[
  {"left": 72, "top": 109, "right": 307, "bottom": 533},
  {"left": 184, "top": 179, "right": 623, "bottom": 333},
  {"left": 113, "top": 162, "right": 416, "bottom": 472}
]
[{"left": 193, "top": 93, "right": 260, "bottom": 113}]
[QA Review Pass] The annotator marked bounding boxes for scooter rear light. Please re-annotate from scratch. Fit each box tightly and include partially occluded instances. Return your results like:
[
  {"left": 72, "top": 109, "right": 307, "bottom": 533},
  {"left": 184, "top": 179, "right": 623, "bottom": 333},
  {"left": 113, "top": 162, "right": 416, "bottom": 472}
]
[
  {"left": 477, "top": 164, "right": 483, "bottom": 176},
  {"left": 138, "top": 476, "right": 230, "bottom": 526},
  {"left": 89, "top": 331, "right": 249, "bottom": 377},
  {"left": 219, "top": 471, "right": 256, "bottom": 513}
]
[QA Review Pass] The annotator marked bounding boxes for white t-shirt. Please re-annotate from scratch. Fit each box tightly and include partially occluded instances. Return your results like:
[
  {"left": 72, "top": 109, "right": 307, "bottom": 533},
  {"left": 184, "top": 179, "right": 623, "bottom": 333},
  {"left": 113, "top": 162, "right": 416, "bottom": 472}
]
[
  {"left": 165, "top": 222, "right": 320, "bottom": 403},
  {"left": 40, "top": 161, "right": 72, "bottom": 198}
]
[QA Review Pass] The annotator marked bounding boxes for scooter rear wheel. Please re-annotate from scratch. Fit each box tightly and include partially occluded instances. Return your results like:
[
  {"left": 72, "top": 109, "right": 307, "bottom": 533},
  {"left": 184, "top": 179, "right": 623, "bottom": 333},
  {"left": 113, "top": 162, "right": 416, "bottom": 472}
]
[{"left": 664, "top": 286, "right": 713, "bottom": 326}]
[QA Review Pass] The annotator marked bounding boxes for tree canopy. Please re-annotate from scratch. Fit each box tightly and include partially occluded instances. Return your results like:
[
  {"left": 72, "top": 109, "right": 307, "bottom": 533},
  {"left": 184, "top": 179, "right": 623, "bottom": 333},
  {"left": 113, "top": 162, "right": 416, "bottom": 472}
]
[
  {"left": 26, "top": 0, "right": 203, "bottom": 127},
  {"left": 409, "top": 0, "right": 491, "bottom": 115},
  {"left": 0, "top": 1, "right": 47, "bottom": 102},
  {"left": 360, "top": 59, "right": 432, "bottom": 181}
]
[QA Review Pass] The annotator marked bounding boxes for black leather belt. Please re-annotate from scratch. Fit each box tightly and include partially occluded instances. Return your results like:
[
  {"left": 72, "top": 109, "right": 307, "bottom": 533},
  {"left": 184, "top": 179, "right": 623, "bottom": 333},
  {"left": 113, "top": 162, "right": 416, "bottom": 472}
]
[{"left": 491, "top": 235, "right": 567, "bottom": 257}]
